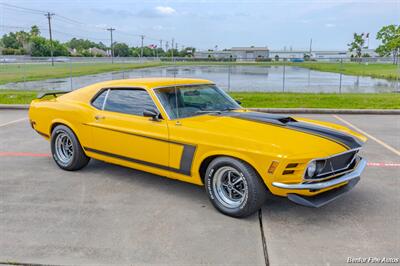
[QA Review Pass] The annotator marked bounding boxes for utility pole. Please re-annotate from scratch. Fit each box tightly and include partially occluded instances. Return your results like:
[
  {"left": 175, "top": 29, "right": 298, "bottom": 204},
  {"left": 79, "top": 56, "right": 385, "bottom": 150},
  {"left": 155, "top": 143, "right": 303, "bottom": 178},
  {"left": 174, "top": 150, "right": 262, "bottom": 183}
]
[
  {"left": 159, "top": 40, "right": 163, "bottom": 58},
  {"left": 171, "top": 38, "right": 174, "bottom": 61},
  {"left": 309, "top": 38, "right": 312, "bottom": 55},
  {"left": 140, "top": 35, "right": 145, "bottom": 58},
  {"left": 45, "top": 12, "right": 55, "bottom": 66},
  {"left": 106, "top": 28, "right": 115, "bottom": 64}
]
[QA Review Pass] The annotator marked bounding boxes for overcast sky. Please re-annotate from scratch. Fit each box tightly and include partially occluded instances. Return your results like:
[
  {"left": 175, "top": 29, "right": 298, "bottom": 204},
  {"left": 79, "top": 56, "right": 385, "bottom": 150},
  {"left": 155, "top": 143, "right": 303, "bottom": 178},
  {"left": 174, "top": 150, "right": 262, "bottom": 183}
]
[{"left": 1, "top": 0, "right": 399, "bottom": 51}]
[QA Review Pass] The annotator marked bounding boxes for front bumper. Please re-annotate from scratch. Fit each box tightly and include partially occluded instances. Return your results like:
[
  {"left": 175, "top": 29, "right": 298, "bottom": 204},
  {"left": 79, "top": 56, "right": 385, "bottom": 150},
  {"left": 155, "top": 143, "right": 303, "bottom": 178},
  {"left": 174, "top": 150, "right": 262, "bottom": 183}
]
[{"left": 272, "top": 158, "right": 366, "bottom": 207}]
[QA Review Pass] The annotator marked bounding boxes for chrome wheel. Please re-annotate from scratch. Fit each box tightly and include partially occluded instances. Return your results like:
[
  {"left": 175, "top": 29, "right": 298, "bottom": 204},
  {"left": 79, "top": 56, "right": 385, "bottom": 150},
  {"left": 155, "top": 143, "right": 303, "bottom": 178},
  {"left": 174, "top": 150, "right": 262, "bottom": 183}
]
[
  {"left": 212, "top": 166, "right": 248, "bottom": 208},
  {"left": 54, "top": 132, "right": 74, "bottom": 164}
]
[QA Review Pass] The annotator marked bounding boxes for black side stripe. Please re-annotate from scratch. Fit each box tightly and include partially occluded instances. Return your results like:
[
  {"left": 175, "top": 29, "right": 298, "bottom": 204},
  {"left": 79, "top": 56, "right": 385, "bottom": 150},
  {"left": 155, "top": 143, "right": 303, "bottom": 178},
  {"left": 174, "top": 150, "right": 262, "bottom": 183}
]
[
  {"left": 223, "top": 112, "right": 362, "bottom": 150},
  {"left": 84, "top": 147, "right": 195, "bottom": 176}
]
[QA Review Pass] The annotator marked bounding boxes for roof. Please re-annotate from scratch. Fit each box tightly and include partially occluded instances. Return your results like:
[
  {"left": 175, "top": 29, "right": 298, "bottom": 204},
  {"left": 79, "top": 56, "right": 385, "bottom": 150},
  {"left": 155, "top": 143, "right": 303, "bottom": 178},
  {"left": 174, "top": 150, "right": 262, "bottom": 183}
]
[
  {"left": 88, "top": 77, "right": 214, "bottom": 89},
  {"left": 231, "top": 47, "right": 269, "bottom": 51},
  {"left": 62, "top": 78, "right": 214, "bottom": 102}
]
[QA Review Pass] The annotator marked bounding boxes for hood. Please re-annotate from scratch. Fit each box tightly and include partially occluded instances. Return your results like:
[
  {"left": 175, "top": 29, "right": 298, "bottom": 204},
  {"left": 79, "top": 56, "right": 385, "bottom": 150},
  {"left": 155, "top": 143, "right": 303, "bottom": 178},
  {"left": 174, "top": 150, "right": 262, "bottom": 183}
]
[{"left": 177, "top": 111, "right": 366, "bottom": 158}]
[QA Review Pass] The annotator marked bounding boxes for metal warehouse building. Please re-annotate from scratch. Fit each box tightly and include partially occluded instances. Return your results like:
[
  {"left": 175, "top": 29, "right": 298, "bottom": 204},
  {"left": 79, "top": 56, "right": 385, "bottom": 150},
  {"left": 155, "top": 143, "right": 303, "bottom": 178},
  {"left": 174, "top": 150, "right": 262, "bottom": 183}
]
[{"left": 230, "top": 47, "right": 269, "bottom": 60}]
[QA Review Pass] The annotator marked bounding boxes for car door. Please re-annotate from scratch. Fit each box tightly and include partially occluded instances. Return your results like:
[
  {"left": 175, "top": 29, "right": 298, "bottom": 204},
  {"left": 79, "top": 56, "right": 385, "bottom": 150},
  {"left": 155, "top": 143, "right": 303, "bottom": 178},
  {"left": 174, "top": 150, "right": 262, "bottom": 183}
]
[{"left": 88, "top": 88, "right": 170, "bottom": 173}]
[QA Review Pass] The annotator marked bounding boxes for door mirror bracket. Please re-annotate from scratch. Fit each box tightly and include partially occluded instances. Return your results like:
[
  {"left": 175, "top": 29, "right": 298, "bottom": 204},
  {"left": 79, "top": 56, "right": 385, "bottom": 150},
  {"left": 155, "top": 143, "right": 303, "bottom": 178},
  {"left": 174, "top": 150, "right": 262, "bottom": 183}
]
[{"left": 143, "top": 108, "right": 161, "bottom": 121}]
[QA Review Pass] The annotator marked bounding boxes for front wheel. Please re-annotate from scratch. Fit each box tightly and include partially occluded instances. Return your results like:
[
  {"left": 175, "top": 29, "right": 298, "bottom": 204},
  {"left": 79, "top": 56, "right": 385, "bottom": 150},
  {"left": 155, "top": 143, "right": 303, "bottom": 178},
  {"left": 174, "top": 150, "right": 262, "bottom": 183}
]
[
  {"left": 51, "top": 125, "right": 90, "bottom": 171},
  {"left": 205, "top": 157, "right": 268, "bottom": 218}
]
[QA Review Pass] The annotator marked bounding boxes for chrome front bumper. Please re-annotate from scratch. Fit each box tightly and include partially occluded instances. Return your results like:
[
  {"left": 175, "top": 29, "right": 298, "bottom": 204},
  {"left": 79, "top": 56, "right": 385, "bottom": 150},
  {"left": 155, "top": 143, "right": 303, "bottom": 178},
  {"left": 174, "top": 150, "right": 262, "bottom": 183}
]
[{"left": 272, "top": 158, "right": 367, "bottom": 190}]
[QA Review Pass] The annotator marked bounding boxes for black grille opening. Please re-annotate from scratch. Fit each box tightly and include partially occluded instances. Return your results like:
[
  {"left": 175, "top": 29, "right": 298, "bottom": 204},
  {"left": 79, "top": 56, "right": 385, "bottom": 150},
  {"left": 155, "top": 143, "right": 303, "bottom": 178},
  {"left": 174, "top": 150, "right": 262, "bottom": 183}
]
[{"left": 305, "top": 150, "right": 359, "bottom": 180}]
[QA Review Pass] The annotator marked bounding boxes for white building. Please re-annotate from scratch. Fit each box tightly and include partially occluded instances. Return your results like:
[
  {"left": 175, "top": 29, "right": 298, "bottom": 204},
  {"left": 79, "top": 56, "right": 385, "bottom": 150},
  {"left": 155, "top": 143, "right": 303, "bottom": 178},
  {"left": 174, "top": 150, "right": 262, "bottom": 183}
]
[
  {"left": 193, "top": 50, "right": 233, "bottom": 59},
  {"left": 230, "top": 47, "right": 269, "bottom": 60}
]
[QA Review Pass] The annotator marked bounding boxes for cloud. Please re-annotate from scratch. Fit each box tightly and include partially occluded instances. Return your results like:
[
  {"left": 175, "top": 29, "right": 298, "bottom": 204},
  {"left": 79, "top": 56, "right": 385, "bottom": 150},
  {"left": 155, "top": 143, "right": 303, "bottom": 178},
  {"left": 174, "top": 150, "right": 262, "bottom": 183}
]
[
  {"left": 325, "top": 23, "right": 336, "bottom": 28},
  {"left": 137, "top": 6, "right": 177, "bottom": 18},
  {"left": 155, "top": 6, "right": 176, "bottom": 16}
]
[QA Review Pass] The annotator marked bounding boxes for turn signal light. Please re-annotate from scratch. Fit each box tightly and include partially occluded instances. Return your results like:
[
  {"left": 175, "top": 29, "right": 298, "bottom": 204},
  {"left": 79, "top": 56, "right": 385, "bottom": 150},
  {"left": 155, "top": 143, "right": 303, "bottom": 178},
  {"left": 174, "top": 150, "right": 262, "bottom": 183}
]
[{"left": 268, "top": 161, "right": 279, "bottom": 174}]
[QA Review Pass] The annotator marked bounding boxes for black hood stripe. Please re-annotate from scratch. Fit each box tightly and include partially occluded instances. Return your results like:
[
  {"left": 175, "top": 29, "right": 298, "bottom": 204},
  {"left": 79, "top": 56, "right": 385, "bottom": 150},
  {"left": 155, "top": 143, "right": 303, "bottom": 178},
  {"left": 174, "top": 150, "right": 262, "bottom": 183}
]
[{"left": 223, "top": 112, "right": 362, "bottom": 150}]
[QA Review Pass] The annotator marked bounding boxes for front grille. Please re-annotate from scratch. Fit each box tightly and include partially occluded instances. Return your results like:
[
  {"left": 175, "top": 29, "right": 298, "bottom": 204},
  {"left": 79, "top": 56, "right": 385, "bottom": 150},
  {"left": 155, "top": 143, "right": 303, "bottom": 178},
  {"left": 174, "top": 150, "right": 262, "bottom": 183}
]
[{"left": 306, "top": 149, "right": 359, "bottom": 180}]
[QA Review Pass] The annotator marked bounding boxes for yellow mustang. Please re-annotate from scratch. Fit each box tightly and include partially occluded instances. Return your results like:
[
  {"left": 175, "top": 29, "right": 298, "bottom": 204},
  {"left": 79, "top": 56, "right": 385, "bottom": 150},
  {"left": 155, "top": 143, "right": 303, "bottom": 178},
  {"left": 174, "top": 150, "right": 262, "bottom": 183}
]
[{"left": 29, "top": 78, "right": 367, "bottom": 218}]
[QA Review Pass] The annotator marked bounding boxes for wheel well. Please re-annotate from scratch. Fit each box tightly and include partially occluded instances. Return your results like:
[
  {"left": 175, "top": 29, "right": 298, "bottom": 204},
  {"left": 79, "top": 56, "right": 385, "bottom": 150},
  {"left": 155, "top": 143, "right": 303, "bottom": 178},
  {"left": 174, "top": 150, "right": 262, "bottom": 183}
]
[
  {"left": 199, "top": 155, "right": 262, "bottom": 185},
  {"left": 50, "top": 122, "right": 65, "bottom": 135},
  {"left": 199, "top": 155, "right": 219, "bottom": 183}
]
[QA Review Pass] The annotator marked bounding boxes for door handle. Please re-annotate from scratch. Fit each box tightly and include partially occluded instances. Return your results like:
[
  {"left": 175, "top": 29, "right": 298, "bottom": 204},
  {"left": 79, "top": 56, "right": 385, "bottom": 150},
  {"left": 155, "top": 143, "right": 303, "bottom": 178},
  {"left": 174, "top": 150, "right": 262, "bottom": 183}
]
[{"left": 95, "top": 115, "right": 105, "bottom": 120}]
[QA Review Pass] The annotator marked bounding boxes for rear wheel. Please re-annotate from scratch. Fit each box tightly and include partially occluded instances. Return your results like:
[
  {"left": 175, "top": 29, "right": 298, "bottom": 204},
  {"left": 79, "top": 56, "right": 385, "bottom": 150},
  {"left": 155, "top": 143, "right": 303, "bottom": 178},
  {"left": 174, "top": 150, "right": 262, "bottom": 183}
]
[
  {"left": 205, "top": 157, "right": 268, "bottom": 218},
  {"left": 51, "top": 125, "right": 90, "bottom": 171}
]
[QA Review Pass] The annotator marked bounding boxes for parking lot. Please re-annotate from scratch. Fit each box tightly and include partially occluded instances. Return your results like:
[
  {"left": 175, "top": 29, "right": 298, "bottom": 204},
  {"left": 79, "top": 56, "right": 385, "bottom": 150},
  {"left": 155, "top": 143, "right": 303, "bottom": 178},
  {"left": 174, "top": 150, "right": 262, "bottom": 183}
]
[{"left": 1, "top": 110, "right": 399, "bottom": 265}]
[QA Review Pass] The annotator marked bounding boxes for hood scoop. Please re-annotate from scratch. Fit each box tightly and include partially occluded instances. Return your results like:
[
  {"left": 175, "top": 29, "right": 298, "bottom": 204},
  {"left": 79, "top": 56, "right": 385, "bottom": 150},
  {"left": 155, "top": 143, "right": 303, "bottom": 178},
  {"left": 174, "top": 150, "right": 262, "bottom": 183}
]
[{"left": 225, "top": 112, "right": 297, "bottom": 125}]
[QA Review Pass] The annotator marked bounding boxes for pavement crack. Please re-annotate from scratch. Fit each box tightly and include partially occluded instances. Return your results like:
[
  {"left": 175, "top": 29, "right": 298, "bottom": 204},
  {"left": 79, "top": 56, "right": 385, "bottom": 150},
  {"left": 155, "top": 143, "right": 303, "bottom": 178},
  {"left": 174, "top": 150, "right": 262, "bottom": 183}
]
[{"left": 258, "top": 209, "right": 270, "bottom": 266}]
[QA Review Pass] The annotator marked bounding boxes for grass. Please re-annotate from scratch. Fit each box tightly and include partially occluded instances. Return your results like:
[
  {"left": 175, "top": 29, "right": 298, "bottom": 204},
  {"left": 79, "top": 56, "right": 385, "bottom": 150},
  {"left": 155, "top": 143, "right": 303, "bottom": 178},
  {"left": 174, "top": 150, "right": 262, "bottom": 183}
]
[
  {"left": 0, "top": 62, "right": 164, "bottom": 85},
  {"left": 0, "top": 61, "right": 398, "bottom": 86},
  {"left": 0, "top": 90, "right": 37, "bottom": 104},
  {"left": 1, "top": 90, "right": 398, "bottom": 109},
  {"left": 285, "top": 61, "right": 399, "bottom": 80},
  {"left": 230, "top": 92, "right": 400, "bottom": 109}
]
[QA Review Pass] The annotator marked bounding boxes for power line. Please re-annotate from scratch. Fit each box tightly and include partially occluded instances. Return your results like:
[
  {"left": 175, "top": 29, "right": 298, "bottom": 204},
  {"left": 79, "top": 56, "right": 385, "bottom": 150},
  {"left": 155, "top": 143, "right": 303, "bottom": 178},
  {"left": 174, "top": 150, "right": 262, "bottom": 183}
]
[
  {"left": 0, "top": 3, "right": 47, "bottom": 15},
  {"left": 0, "top": 3, "right": 192, "bottom": 52}
]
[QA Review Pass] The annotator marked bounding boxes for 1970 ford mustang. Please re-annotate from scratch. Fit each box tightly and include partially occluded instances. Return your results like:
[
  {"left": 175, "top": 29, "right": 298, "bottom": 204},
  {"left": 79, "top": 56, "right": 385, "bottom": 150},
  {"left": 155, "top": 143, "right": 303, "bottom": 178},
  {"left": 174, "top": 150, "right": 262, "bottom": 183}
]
[{"left": 29, "top": 78, "right": 367, "bottom": 218}]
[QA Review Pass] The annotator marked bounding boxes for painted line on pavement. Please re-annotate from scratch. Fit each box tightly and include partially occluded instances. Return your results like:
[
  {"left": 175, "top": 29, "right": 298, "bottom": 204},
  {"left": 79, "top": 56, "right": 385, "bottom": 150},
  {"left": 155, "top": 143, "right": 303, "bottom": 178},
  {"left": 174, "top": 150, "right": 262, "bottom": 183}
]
[
  {"left": 367, "top": 162, "right": 400, "bottom": 167},
  {"left": 332, "top": 115, "right": 400, "bottom": 157},
  {"left": 0, "top": 117, "right": 28, "bottom": 128}
]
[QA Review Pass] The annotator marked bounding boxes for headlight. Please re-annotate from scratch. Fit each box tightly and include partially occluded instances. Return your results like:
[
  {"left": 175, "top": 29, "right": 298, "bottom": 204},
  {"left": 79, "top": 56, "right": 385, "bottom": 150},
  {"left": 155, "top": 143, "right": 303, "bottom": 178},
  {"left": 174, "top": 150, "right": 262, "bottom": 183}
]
[{"left": 306, "top": 161, "right": 317, "bottom": 177}]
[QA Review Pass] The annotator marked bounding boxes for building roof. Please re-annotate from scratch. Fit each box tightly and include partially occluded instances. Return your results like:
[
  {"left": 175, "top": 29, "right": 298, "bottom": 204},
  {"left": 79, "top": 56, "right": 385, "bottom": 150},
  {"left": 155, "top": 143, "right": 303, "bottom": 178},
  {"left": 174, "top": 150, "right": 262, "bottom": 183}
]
[{"left": 231, "top": 47, "right": 269, "bottom": 51}]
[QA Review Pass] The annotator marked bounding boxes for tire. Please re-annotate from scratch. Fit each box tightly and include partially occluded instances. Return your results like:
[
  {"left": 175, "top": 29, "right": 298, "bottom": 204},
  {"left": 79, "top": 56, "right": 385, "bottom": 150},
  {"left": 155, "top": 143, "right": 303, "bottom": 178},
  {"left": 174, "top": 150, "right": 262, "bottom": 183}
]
[
  {"left": 205, "top": 157, "right": 268, "bottom": 218},
  {"left": 51, "top": 125, "right": 90, "bottom": 171}
]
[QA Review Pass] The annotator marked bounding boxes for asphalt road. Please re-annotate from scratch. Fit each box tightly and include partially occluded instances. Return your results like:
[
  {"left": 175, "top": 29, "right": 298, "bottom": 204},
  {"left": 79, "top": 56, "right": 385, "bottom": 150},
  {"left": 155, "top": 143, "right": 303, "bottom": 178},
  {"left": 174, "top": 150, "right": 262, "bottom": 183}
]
[{"left": 0, "top": 110, "right": 399, "bottom": 265}]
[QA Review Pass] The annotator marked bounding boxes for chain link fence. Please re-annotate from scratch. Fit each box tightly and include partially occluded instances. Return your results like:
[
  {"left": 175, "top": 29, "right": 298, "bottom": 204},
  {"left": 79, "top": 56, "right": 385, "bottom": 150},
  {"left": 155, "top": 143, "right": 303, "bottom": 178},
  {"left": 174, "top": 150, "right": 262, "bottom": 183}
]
[{"left": 1, "top": 55, "right": 399, "bottom": 93}]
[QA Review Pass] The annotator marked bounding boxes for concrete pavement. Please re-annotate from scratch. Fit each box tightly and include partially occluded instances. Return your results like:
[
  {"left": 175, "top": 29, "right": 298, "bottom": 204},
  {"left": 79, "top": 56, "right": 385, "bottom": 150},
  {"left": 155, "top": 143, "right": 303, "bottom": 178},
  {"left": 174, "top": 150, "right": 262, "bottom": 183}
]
[
  {"left": 262, "top": 114, "right": 400, "bottom": 266},
  {"left": 0, "top": 110, "right": 399, "bottom": 265}
]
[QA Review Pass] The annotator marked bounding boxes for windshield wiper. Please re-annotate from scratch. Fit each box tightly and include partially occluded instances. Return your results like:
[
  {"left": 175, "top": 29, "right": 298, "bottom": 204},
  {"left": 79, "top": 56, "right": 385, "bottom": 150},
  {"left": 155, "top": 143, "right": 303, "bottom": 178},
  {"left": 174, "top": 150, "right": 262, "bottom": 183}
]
[
  {"left": 195, "top": 110, "right": 222, "bottom": 114},
  {"left": 221, "top": 107, "right": 239, "bottom": 111}
]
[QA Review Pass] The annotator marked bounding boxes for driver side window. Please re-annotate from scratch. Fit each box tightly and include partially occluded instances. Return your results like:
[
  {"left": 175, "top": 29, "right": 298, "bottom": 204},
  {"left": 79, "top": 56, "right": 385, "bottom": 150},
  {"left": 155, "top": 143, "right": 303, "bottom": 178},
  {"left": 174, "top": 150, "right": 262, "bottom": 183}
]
[{"left": 92, "top": 88, "right": 157, "bottom": 117}]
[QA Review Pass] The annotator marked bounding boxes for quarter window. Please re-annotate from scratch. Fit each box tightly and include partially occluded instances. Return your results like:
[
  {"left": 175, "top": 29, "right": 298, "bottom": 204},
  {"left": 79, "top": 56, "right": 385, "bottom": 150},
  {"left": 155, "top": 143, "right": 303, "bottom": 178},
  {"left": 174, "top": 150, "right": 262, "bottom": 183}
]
[
  {"left": 92, "top": 90, "right": 107, "bottom": 109},
  {"left": 104, "top": 89, "right": 157, "bottom": 116}
]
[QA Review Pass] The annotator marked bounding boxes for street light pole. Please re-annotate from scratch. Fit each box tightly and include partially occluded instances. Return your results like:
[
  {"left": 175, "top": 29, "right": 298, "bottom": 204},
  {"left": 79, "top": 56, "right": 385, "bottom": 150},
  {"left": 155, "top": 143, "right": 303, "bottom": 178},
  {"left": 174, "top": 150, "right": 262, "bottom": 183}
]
[{"left": 106, "top": 28, "right": 115, "bottom": 64}]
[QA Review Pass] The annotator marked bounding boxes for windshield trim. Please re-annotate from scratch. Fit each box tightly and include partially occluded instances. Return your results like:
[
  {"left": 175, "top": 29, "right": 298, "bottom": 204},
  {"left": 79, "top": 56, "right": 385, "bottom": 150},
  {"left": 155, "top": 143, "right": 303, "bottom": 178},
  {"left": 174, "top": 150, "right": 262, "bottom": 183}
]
[{"left": 152, "top": 83, "right": 242, "bottom": 121}]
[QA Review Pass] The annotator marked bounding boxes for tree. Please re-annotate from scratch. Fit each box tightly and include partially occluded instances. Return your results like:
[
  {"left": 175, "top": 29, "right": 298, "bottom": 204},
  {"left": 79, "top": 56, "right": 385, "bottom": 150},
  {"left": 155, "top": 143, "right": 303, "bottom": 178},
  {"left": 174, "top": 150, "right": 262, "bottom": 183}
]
[
  {"left": 1, "top": 32, "right": 21, "bottom": 49},
  {"left": 30, "top": 36, "right": 69, "bottom": 56},
  {"left": 376, "top": 24, "right": 400, "bottom": 64},
  {"left": 348, "top": 33, "right": 365, "bottom": 59},
  {"left": 30, "top": 25, "right": 40, "bottom": 36},
  {"left": 113, "top": 42, "right": 130, "bottom": 57}
]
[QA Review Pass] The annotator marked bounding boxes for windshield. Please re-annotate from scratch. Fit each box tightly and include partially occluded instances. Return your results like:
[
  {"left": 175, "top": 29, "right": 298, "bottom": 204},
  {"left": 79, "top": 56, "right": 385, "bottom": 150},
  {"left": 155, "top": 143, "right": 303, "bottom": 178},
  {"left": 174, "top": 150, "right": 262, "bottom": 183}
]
[{"left": 155, "top": 84, "right": 241, "bottom": 119}]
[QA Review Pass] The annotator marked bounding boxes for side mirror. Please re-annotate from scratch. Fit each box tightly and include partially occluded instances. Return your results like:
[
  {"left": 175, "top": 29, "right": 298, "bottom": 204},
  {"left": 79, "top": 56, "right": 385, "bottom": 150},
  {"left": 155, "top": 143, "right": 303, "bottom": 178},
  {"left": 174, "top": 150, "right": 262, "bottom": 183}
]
[
  {"left": 235, "top": 99, "right": 242, "bottom": 105},
  {"left": 143, "top": 108, "right": 161, "bottom": 121}
]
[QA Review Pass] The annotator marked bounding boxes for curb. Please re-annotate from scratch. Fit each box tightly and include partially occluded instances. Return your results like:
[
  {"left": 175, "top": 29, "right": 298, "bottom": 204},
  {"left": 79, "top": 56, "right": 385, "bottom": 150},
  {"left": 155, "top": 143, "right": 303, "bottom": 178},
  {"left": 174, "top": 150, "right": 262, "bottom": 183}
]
[
  {"left": 0, "top": 104, "right": 30, "bottom": 110},
  {"left": 249, "top": 108, "right": 400, "bottom": 115},
  {"left": 0, "top": 104, "right": 399, "bottom": 114}
]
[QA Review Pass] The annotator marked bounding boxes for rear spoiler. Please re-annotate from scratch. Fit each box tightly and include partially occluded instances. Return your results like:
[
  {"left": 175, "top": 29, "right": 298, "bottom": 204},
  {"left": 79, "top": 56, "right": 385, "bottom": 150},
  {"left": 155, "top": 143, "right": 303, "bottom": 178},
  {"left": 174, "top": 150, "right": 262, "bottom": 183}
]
[{"left": 36, "top": 91, "right": 70, "bottom": 99}]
